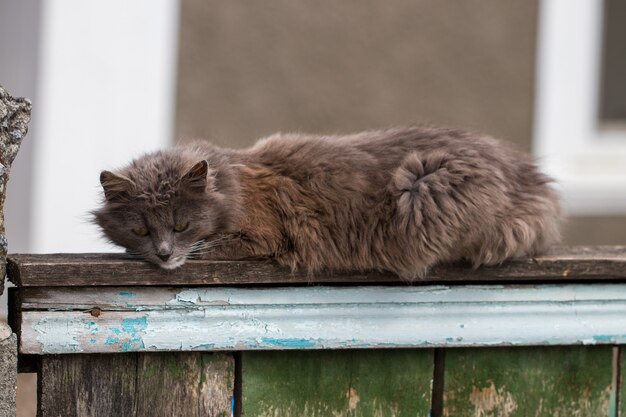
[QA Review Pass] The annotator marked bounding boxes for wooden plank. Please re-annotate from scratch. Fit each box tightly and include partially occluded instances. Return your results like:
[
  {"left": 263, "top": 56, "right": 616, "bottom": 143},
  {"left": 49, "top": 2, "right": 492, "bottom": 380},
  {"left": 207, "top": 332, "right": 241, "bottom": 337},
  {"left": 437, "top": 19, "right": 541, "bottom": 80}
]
[
  {"left": 241, "top": 349, "right": 433, "bottom": 417},
  {"left": 39, "top": 353, "right": 234, "bottom": 417},
  {"left": 347, "top": 350, "right": 434, "bottom": 416},
  {"left": 135, "top": 353, "right": 234, "bottom": 417},
  {"left": 19, "top": 284, "right": 626, "bottom": 354},
  {"left": 19, "top": 283, "right": 626, "bottom": 311},
  {"left": 39, "top": 354, "right": 138, "bottom": 417},
  {"left": 7, "top": 246, "right": 626, "bottom": 287},
  {"left": 443, "top": 346, "right": 613, "bottom": 417},
  {"left": 20, "top": 286, "right": 183, "bottom": 311},
  {"left": 618, "top": 346, "right": 626, "bottom": 417}
]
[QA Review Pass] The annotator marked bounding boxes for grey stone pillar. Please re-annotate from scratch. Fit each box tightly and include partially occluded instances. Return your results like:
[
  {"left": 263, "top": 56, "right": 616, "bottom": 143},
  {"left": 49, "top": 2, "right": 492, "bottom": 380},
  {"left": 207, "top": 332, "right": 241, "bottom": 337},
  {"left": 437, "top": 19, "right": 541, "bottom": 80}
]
[
  {"left": 0, "top": 324, "right": 16, "bottom": 417},
  {"left": 0, "top": 85, "right": 31, "bottom": 417},
  {"left": 0, "top": 85, "right": 31, "bottom": 295}
]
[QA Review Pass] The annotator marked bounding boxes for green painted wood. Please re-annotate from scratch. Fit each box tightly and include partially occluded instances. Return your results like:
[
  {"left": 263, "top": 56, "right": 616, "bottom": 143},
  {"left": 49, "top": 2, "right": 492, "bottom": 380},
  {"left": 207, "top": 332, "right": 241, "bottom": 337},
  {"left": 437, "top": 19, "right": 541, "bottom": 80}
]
[
  {"left": 443, "top": 346, "right": 613, "bottom": 417},
  {"left": 618, "top": 346, "right": 626, "bottom": 417},
  {"left": 348, "top": 350, "right": 434, "bottom": 416},
  {"left": 241, "top": 349, "right": 434, "bottom": 417}
]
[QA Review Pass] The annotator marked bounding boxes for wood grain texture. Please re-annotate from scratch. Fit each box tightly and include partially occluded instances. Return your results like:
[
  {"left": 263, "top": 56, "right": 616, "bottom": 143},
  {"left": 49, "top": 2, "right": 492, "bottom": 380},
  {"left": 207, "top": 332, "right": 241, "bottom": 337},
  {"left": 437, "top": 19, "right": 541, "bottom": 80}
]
[
  {"left": 135, "top": 353, "right": 234, "bottom": 417},
  {"left": 39, "top": 353, "right": 234, "bottom": 417},
  {"left": 7, "top": 246, "right": 626, "bottom": 287},
  {"left": 618, "top": 346, "right": 626, "bottom": 417},
  {"left": 39, "top": 354, "right": 138, "bottom": 417},
  {"left": 241, "top": 350, "right": 434, "bottom": 417},
  {"left": 442, "top": 346, "right": 613, "bottom": 417}
]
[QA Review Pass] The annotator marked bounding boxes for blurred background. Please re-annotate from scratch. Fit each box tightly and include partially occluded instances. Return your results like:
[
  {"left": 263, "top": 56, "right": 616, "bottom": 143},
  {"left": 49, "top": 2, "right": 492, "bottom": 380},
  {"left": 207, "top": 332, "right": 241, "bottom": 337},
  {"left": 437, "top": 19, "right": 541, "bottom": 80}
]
[{"left": 1, "top": 0, "right": 625, "bottom": 415}]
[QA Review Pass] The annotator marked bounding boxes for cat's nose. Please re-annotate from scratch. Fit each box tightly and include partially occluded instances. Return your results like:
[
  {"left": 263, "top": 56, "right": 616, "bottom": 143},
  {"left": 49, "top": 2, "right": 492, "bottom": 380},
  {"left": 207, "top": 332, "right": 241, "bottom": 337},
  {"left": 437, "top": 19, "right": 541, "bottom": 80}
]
[{"left": 157, "top": 253, "right": 171, "bottom": 262}]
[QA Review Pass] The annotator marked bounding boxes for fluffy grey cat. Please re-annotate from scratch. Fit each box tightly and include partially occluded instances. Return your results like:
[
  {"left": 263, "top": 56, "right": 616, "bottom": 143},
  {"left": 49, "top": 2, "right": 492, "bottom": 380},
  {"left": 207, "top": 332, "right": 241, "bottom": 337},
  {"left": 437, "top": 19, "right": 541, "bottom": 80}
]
[{"left": 94, "top": 126, "right": 561, "bottom": 279}]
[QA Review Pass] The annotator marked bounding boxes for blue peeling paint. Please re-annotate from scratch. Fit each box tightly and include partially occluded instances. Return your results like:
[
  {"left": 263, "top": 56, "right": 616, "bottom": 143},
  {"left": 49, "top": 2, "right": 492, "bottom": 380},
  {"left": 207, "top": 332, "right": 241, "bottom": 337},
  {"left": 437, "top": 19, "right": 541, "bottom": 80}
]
[
  {"left": 99, "top": 317, "right": 149, "bottom": 351},
  {"left": 118, "top": 291, "right": 135, "bottom": 297},
  {"left": 90, "top": 338, "right": 96, "bottom": 344},
  {"left": 593, "top": 335, "right": 622, "bottom": 342},
  {"left": 104, "top": 336, "right": 120, "bottom": 345},
  {"left": 108, "top": 316, "right": 149, "bottom": 351},
  {"left": 260, "top": 337, "right": 317, "bottom": 348},
  {"left": 121, "top": 339, "right": 145, "bottom": 352},
  {"left": 121, "top": 317, "right": 148, "bottom": 332},
  {"left": 193, "top": 343, "right": 216, "bottom": 350},
  {"left": 84, "top": 320, "right": 99, "bottom": 335}
]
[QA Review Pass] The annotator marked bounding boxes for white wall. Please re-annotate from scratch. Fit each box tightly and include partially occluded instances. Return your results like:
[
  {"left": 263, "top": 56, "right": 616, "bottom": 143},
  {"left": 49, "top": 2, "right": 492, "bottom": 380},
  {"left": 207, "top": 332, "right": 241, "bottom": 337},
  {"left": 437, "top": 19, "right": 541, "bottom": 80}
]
[
  {"left": 1, "top": 0, "right": 181, "bottom": 317},
  {"left": 534, "top": 0, "right": 626, "bottom": 215},
  {"left": 32, "top": 0, "right": 181, "bottom": 252}
]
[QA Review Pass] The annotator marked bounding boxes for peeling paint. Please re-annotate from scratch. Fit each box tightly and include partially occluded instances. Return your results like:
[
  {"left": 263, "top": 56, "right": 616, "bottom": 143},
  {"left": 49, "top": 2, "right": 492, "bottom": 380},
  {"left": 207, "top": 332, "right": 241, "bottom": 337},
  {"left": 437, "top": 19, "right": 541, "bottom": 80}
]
[
  {"left": 121, "top": 317, "right": 148, "bottom": 333},
  {"left": 347, "top": 387, "right": 359, "bottom": 411},
  {"left": 21, "top": 284, "right": 626, "bottom": 354},
  {"left": 469, "top": 382, "right": 517, "bottom": 417},
  {"left": 33, "top": 317, "right": 83, "bottom": 353},
  {"left": 104, "top": 336, "right": 119, "bottom": 345},
  {"left": 593, "top": 335, "right": 623, "bottom": 342},
  {"left": 193, "top": 343, "right": 216, "bottom": 350},
  {"left": 259, "top": 338, "right": 317, "bottom": 348},
  {"left": 118, "top": 291, "right": 135, "bottom": 297}
]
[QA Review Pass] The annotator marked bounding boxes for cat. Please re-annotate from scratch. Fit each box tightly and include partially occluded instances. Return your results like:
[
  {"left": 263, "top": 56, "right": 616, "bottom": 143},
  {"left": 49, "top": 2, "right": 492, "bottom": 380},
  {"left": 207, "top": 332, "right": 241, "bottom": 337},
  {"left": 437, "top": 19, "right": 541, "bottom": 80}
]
[{"left": 93, "top": 125, "right": 561, "bottom": 280}]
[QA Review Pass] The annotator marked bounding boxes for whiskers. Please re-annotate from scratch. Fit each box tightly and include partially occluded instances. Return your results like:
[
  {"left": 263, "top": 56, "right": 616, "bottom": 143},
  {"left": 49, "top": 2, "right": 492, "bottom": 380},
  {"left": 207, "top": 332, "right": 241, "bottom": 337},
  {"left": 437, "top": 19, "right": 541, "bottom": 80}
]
[
  {"left": 124, "top": 249, "right": 150, "bottom": 260},
  {"left": 186, "top": 235, "right": 236, "bottom": 259}
]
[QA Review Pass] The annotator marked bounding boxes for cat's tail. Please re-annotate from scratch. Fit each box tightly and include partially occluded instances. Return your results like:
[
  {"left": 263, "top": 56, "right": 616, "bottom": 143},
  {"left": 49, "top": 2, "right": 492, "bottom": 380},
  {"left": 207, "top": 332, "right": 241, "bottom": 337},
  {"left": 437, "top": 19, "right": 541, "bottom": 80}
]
[
  {"left": 390, "top": 151, "right": 468, "bottom": 279},
  {"left": 392, "top": 151, "right": 462, "bottom": 233},
  {"left": 391, "top": 150, "right": 562, "bottom": 279}
]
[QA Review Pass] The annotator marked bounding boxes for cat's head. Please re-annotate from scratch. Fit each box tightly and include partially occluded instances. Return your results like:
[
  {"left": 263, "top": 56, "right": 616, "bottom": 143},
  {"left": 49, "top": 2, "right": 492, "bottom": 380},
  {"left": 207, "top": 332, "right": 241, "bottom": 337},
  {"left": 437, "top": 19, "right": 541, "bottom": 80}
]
[{"left": 93, "top": 150, "right": 238, "bottom": 269}]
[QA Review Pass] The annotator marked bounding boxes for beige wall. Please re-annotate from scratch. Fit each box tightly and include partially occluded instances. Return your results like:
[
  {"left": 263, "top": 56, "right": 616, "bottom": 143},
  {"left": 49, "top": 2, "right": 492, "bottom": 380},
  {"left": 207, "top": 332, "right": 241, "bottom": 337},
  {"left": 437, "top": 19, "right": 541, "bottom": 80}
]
[
  {"left": 176, "top": 0, "right": 537, "bottom": 151},
  {"left": 175, "top": 0, "right": 626, "bottom": 246},
  {"left": 565, "top": 217, "right": 626, "bottom": 246}
]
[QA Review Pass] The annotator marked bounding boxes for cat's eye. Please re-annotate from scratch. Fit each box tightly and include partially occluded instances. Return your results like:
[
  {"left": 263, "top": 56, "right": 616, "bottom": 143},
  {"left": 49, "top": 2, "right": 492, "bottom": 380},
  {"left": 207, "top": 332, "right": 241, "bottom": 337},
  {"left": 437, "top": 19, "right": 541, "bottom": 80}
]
[
  {"left": 132, "top": 227, "right": 149, "bottom": 237},
  {"left": 173, "top": 222, "right": 189, "bottom": 233}
]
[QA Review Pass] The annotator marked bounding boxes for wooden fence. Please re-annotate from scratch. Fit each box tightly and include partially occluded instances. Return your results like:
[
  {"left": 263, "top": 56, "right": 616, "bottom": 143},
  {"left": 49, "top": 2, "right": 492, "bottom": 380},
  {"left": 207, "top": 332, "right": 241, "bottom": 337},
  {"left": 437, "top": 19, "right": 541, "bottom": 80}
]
[{"left": 6, "top": 246, "right": 626, "bottom": 417}]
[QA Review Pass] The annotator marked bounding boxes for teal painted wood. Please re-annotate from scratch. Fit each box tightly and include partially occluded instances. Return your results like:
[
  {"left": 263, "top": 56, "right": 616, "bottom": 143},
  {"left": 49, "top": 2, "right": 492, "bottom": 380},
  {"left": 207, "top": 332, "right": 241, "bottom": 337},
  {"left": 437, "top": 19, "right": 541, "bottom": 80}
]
[{"left": 18, "top": 284, "right": 626, "bottom": 354}]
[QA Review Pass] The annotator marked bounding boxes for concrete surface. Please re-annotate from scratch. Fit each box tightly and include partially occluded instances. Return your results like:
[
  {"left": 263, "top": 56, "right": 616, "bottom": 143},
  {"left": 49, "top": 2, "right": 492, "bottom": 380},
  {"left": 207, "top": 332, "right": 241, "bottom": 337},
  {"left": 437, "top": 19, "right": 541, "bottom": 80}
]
[
  {"left": 0, "top": 84, "right": 31, "bottom": 296},
  {"left": 0, "top": 322, "right": 17, "bottom": 417}
]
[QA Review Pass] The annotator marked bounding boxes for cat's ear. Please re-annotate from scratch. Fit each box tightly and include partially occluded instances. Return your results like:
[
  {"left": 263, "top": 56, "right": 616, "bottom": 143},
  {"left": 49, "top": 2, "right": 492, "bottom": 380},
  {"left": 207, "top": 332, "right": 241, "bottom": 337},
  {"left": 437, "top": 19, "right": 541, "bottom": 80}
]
[
  {"left": 181, "top": 160, "right": 214, "bottom": 192},
  {"left": 100, "top": 171, "right": 134, "bottom": 202}
]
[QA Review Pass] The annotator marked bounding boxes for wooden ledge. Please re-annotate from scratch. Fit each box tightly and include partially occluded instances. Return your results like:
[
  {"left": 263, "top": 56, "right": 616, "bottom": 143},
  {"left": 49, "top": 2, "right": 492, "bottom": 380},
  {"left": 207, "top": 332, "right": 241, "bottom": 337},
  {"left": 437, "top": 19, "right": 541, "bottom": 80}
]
[
  {"left": 16, "top": 284, "right": 626, "bottom": 353},
  {"left": 7, "top": 246, "right": 626, "bottom": 287}
]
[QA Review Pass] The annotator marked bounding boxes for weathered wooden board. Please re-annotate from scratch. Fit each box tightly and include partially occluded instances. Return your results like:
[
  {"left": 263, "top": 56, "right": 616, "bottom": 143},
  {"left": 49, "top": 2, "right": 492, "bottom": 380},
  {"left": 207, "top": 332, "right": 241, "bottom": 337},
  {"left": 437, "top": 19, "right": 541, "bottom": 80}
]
[
  {"left": 619, "top": 346, "right": 626, "bottom": 417},
  {"left": 241, "top": 350, "right": 433, "bottom": 417},
  {"left": 134, "top": 353, "right": 234, "bottom": 417},
  {"left": 442, "top": 346, "right": 614, "bottom": 417},
  {"left": 39, "top": 354, "right": 138, "bottom": 417},
  {"left": 39, "top": 353, "right": 234, "bottom": 417},
  {"left": 18, "top": 284, "right": 626, "bottom": 354},
  {"left": 19, "top": 283, "right": 626, "bottom": 310},
  {"left": 7, "top": 246, "right": 626, "bottom": 287}
]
